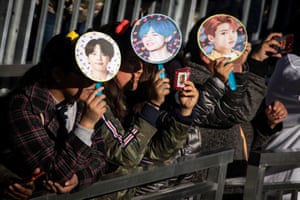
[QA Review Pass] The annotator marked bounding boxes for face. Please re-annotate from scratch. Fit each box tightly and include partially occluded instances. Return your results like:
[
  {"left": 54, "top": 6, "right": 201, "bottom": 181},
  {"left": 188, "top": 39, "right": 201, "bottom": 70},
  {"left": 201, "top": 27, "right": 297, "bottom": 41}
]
[
  {"left": 54, "top": 70, "right": 95, "bottom": 103},
  {"left": 115, "top": 62, "right": 143, "bottom": 91},
  {"left": 209, "top": 23, "right": 238, "bottom": 52},
  {"left": 142, "top": 27, "right": 166, "bottom": 52},
  {"left": 87, "top": 44, "right": 111, "bottom": 73}
]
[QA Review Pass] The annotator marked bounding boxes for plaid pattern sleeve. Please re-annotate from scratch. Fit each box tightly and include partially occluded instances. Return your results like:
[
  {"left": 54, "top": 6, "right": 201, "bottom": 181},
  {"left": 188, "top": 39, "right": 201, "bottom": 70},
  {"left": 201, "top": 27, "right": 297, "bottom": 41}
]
[{"left": 5, "top": 84, "right": 106, "bottom": 187}]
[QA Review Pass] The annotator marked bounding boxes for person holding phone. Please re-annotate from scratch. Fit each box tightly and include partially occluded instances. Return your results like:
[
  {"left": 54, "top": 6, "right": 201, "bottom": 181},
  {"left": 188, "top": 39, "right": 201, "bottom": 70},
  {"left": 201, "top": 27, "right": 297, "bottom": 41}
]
[
  {"left": 258, "top": 32, "right": 300, "bottom": 199},
  {"left": 181, "top": 15, "right": 277, "bottom": 183},
  {"left": 0, "top": 32, "right": 108, "bottom": 197},
  {"left": 96, "top": 21, "right": 198, "bottom": 199},
  {"left": 1, "top": 167, "right": 78, "bottom": 199}
]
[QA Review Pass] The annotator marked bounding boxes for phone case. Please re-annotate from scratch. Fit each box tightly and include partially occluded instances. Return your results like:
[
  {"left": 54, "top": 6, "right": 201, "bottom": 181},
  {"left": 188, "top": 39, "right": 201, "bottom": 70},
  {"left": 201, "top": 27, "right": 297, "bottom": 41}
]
[
  {"left": 173, "top": 67, "right": 191, "bottom": 90},
  {"left": 273, "top": 34, "right": 294, "bottom": 54}
]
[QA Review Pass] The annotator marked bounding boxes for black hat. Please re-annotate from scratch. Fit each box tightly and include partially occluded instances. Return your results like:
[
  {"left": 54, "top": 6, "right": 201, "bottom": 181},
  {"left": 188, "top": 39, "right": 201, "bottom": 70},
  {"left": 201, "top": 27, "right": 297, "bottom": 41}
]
[
  {"left": 98, "top": 20, "right": 141, "bottom": 73},
  {"left": 41, "top": 32, "right": 79, "bottom": 73}
]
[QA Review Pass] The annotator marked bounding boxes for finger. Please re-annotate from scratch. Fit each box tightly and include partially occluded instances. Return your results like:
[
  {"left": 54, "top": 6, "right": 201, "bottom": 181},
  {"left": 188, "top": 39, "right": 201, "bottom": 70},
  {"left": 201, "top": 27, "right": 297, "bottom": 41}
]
[
  {"left": 7, "top": 184, "right": 29, "bottom": 199},
  {"left": 156, "top": 77, "right": 170, "bottom": 85},
  {"left": 271, "top": 53, "right": 282, "bottom": 58},
  {"left": 55, "top": 174, "right": 78, "bottom": 193},
  {"left": 32, "top": 168, "right": 41, "bottom": 176},
  {"left": 43, "top": 180, "right": 51, "bottom": 191},
  {"left": 14, "top": 183, "right": 33, "bottom": 196},
  {"left": 46, "top": 180, "right": 57, "bottom": 193},
  {"left": 87, "top": 93, "right": 106, "bottom": 112},
  {"left": 86, "top": 87, "right": 105, "bottom": 104},
  {"left": 246, "top": 42, "right": 252, "bottom": 51},
  {"left": 54, "top": 182, "right": 74, "bottom": 193},
  {"left": 182, "top": 82, "right": 196, "bottom": 93},
  {"left": 53, "top": 182, "right": 68, "bottom": 193},
  {"left": 65, "top": 174, "right": 78, "bottom": 186},
  {"left": 214, "top": 57, "right": 228, "bottom": 68},
  {"left": 22, "top": 180, "right": 35, "bottom": 190},
  {"left": 154, "top": 68, "right": 165, "bottom": 81},
  {"left": 6, "top": 190, "right": 24, "bottom": 200},
  {"left": 266, "top": 32, "right": 282, "bottom": 41},
  {"left": 272, "top": 101, "right": 284, "bottom": 112}
]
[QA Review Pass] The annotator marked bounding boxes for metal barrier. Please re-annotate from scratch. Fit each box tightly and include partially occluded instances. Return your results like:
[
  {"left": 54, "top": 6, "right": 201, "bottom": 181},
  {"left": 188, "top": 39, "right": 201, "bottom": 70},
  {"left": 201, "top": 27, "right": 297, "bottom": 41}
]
[
  {"left": 30, "top": 148, "right": 234, "bottom": 200},
  {"left": 243, "top": 150, "right": 300, "bottom": 200},
  {"left": 0, "top": 0, "right": 280, "bottom": 65},
  {"left": 0, "top": 64, "right": 236, "bottom": 199},
  {"left": 0, "top": 64, "right": 32, "bottom": 96}
]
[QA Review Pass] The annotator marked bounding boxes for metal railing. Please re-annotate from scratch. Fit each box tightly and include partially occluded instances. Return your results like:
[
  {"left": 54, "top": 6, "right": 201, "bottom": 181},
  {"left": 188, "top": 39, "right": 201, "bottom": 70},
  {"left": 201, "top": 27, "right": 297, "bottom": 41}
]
[
  {"left": 0, "top": 0, "right": 280, "bottom": 65},
  {"left": 243, "top": 149, "right": 300, "bottom": 200},
  {"left": 30, "top": 148, "right": 234, "bottom": 200}
]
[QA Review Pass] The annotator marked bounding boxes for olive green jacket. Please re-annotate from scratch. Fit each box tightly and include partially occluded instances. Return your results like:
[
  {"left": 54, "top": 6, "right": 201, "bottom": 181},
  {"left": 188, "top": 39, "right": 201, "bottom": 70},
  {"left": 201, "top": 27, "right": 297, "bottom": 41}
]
[{"left": 99, "top": 104, "right": 192, "bottom": 168}]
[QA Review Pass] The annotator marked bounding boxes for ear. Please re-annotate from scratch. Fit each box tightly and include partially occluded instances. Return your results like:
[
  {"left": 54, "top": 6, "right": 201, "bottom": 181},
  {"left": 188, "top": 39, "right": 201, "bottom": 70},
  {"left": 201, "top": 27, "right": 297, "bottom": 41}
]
[
  {"left": 207, "top": 34, "right": 214, "bottom": 42},
  {"left": 164, "top": 36, "right": 172, "bottom": 43}
]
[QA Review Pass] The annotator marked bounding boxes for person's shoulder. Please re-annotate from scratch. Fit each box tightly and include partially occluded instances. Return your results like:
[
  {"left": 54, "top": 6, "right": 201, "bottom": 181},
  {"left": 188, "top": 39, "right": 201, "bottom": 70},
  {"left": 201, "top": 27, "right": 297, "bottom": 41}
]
[{"left": 287, "top": 53, "right": 300, "bottom": 69}]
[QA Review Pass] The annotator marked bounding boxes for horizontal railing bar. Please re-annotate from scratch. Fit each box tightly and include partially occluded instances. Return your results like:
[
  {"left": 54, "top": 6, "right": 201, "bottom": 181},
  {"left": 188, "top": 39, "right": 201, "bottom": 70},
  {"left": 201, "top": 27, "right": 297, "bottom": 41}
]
[{"left": 31, "top": 148, "right": 234, "bottom": 200}]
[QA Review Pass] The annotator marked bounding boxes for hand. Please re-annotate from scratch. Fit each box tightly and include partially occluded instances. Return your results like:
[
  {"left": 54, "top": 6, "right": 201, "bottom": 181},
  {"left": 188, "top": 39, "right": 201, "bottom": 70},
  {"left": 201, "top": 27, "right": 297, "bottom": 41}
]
[
  {"left": 4, "top": 168, "right": 41, "bottom": 200},
  {"left": 148, "top": 68, "right": 170, "bottom": 107},
  {"left": 4, "top": 183, "right": 34, "bottom": 200},
  {"left": 178, "top": 80, "right": 199, "bottom": 116},
  {"left": 43, "top": 174, "right": 78, "bottom": 193},
  {"left": 80, "top": 85, "right": 107, "bottom": 129},
  {"left": 251, "top": 32, "right": 283, "bottom": 61},
  {"left": 265, "top": 100, "right": 288, "bottom": 129},
  {"left": 213, "top": 57, "right": 234, "bottom": 84}
]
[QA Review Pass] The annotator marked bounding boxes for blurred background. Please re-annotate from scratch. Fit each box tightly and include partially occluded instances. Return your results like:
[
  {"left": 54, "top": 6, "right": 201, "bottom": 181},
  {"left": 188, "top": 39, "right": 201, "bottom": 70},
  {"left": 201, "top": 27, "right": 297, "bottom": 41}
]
[{"left": 0, "top": 0, "right": 299, "bottom": 94}]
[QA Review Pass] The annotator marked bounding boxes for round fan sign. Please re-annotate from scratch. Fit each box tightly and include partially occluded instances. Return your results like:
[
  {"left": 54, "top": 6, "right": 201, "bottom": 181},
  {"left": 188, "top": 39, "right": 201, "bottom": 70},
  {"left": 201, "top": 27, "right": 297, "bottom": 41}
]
[
  {"left": 75, "top": 31, "right": 121, "bottom": 82},
  {"left": 131, "top": 13, "right": 182, "bottom": 64},
  {"left": 197, "top": 14, "right": 248, "bottom": 62}
]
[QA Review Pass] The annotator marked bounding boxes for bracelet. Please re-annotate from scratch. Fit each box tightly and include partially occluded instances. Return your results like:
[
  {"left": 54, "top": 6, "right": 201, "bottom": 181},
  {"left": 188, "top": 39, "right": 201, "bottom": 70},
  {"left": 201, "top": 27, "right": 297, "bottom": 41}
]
[{"left": 147, "top": 101, "right": 160, "bottom": 110}]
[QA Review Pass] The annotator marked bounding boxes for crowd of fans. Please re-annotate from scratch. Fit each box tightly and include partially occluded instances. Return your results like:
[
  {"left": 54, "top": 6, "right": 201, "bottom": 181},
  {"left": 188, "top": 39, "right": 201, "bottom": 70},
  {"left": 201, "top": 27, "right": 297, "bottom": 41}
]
[{"left": 1, "top": 0, "right": 300, "bottom": 200}]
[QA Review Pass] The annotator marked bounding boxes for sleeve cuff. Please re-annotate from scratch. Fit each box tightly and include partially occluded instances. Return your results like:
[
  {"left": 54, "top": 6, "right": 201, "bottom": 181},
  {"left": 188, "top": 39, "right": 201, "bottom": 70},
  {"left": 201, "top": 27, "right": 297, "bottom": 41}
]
[
  {"left": 74, "top": 123, "right": 93, "bottom": 147},
  {"left": 139, "top": 104, "right": 160, "bottom": 127},
  {"left": 174, "top": 108, "right": 195, "bottom": 125}
]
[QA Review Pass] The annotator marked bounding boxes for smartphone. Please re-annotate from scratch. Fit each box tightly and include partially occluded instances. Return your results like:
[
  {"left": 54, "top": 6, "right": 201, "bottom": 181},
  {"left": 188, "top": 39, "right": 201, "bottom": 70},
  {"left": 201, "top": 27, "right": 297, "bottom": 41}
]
[
  {"left": 19, "top": 171, "right": 46, "bottom": 184},
  {"left": 173, "top": 67, "right": 191, "bottom": 90},
  {"left": 272, "top": 34, "right": 294, "bottom": 54}
]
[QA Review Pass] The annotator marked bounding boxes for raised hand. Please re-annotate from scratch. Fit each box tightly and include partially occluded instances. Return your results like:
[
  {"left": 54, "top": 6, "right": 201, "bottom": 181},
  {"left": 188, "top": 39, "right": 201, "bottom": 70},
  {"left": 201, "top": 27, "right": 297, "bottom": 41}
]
[
  {"left": 80, "top": 84, "right": 107, "bottom": 129},
  {"left": 148, "top": 68, "right": 171, "bottom": 107},
  {"left": 265, "top": 100, "right": 288, "bottom": 129},
  {"left": 178, "top": 80, "right": 199, "bottom": 116},
  {"left": 251, "top": 32, "right": 283, "bottom": 61}
]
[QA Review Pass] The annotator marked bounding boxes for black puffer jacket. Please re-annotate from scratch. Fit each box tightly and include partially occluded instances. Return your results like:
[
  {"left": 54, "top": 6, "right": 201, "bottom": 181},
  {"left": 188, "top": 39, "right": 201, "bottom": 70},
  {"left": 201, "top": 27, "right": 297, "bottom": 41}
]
[
  {"left": 180, "top": 61, "right": 266, "bottom": 177},
  {"left": 135, "top": 61, "right": 267, "bottom": 196}
]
